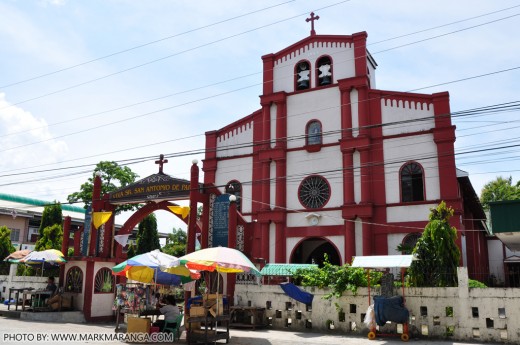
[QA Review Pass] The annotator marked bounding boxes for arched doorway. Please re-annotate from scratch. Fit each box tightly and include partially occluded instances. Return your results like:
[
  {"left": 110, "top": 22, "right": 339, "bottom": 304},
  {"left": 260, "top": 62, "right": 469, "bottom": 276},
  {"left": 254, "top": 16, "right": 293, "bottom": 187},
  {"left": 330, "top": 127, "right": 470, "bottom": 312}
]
[{"left": 290, "top": 237, "right": 341, "bottom": 267}]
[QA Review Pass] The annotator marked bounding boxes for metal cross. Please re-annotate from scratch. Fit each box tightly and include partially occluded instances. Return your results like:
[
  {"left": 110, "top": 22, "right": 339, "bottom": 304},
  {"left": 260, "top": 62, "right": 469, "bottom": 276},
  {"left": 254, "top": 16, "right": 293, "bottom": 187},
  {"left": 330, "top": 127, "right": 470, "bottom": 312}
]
[
  {"left": 155, "top": 154, "right": 168, "bottom": 174},
  {"left": 306, "top": 12, "right": 320, "bottom": 36}
]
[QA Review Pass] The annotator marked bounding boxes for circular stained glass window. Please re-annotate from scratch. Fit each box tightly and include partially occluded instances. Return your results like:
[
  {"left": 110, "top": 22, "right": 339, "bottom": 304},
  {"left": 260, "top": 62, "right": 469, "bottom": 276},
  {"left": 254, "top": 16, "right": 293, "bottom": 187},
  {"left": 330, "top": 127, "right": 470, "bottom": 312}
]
[{"left": 298, "top": 175, "right": 331, "bottom": 209}]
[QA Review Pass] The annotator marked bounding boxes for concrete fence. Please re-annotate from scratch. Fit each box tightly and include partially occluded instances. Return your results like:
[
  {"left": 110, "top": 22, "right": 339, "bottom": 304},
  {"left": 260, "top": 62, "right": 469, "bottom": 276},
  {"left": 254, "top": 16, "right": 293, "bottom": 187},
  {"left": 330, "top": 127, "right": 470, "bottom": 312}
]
[
  {"left": 235, "top": 268, "right": 520, "bottom": 344},
  {"left": 0, "top": 264, "right": 58, "bottom": 301}
]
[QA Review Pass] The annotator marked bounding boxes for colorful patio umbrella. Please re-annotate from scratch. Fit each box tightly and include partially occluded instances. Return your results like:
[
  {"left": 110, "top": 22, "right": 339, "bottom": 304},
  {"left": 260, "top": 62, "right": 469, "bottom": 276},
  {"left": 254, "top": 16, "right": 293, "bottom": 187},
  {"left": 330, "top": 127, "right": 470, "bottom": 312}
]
[
  {"left": 21, "top": 249, "right": 66, "bottom": 264},
  {"left": 4, "top": 249, "right": 32, "bottom": 263},
  {"left": 112, "top": 249, "right": 198, "bottom": 285},
  {"left": 177, "top": 246, "right": 261, "bottom": 276}
]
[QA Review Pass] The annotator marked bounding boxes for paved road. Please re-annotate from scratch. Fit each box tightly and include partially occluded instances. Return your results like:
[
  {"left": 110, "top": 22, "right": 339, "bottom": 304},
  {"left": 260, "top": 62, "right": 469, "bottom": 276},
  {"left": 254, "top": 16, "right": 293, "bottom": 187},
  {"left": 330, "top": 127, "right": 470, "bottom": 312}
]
[{"left": 0, "top": 316, "right": 496, "bottom": 345}]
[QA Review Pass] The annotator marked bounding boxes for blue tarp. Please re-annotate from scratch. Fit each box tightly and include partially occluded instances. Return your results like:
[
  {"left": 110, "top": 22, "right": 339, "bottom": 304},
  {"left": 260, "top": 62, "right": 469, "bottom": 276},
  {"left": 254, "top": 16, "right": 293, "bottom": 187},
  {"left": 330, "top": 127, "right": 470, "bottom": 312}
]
[
  {"left": 373, "top": 295, "right": 409, "bottom": 326},
  {"left": 279, "top": 283, "right": 314, "bottom": 305}
]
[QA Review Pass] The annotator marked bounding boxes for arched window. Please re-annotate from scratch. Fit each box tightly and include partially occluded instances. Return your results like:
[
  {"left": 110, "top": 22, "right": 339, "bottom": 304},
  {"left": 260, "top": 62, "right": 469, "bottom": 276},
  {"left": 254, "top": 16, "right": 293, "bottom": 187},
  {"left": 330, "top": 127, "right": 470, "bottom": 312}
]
[
  {"left": 316, "top": 56, "right": 332, "bottom": 86},
  {"left": 400, "top": 233, "right": 421, "bottom": 254},
  {"left": 94, "top": 267, "right": 114, "bottom": 294},
  {"left": 306, "top": 120, "right": 322, "bottom": 146},
  {"left": 226, "top": 180, "right": 242, "bottom": 212},
  {"left": 64, "top": 266, "right": 83, "bottom": 293},
  {"left": 295, "top": 61, "right": 311, "bottom": 90},
  {"left": 400, "top": 162, "right": 424, "bottom": 202}
]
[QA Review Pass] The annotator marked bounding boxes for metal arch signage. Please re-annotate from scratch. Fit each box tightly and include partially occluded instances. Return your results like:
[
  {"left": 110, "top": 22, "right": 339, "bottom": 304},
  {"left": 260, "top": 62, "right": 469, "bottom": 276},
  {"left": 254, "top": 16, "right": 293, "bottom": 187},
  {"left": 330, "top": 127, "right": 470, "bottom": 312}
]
[{"left": 109, "top": 173, "right": 196, "bottom": 204}]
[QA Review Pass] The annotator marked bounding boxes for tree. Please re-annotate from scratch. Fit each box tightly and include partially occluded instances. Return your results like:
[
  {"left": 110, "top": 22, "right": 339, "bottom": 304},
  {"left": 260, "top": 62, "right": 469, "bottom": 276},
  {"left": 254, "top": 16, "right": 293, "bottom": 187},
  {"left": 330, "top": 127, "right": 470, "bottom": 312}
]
[
  {"left": 0, "top": 226, "right": 16, "bottom": 275},
  {"left": 136, "top": 213, "right": 160, "bottom": 255},
  {"left": 480, "top": 176, "right": 520, "bottom": 210},
  {"left": 162, "top": 228, "right": 187, "bottom": 257},
  {"left": 67, "top": 161, "right": 139, "bottom": 214},
  {"left": 39, "top": 202, "right": 62, "bottom": 238},
  {"left": 408, "top": 201, "right": 461, "bottom": 287},
  {"left": 35, "top": 224, "right": 63, "bottom": 251}
]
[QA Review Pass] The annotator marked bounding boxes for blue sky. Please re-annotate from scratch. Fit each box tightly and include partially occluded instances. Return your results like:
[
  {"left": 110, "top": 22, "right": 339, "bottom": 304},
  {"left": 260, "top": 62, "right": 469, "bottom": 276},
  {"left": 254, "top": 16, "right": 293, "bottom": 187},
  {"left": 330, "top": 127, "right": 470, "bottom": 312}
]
[{"left": 0, "top": 0, "right": 519, "bottom": 232}]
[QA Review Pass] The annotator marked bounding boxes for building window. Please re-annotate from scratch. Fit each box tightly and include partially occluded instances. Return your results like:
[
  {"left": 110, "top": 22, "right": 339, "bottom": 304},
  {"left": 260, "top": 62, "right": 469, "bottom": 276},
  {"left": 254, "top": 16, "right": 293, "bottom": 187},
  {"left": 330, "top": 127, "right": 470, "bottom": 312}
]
[
  {"left": 306, "top": 120, "right": 322, "bottom": 146},
  {"left": 298, "top": 175, "right": 331, "bottom": 209},
  {"left": 65, "top": 266, "right": 83, "bottom": 293},
  {"left": 94, "top": 267, "right": 114, "bottom": 294},
  {"left": 9, "top": 228, "right": 20, "bottom": 242},
  {"left": 316, "top": 56, "right": 332, "bottom": 86},
  {"left": 400, "top": 233, "right": 421, "bottom": 254},
  {"left": 226, "top": 180, "right": 242, "bottom": 212},
  {"left": 295, "top": 61, "right": 311, "bottom": 90},
  {"left": 401, "top": 162, "right": 424, "bottom": 202}
]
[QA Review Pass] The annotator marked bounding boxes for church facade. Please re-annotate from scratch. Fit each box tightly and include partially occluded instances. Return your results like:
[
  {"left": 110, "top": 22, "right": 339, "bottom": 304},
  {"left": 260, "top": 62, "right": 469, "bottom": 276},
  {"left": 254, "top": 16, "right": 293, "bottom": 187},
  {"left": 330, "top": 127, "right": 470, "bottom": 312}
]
[{"left": 202, "top": 27, "right": 488, "bottom": 276}]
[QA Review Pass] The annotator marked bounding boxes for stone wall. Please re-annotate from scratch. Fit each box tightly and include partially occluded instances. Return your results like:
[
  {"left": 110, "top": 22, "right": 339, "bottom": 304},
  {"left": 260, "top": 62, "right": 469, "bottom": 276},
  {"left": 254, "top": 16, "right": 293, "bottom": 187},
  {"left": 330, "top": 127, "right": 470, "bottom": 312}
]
[{"left": 235, "top": 268, "right": 520, "bottom": 344}]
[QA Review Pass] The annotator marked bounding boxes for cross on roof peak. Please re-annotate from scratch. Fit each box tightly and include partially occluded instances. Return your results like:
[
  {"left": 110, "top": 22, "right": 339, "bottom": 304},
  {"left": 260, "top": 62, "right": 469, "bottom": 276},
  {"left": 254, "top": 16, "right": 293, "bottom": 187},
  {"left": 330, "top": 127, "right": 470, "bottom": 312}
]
[
  {"left": 306, "top": 12, "right": 320, "bottom": 36},
  {"left": 155, "top": 154, "right": 168, "bottom": 174}
]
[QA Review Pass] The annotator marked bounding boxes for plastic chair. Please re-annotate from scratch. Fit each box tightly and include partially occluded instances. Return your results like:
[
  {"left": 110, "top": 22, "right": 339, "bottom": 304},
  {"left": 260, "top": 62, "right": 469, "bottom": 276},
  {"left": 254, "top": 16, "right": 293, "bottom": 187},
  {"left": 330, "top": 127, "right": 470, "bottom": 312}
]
[{"left": 163, "top": 313, "right": 184, "bottom": 341}]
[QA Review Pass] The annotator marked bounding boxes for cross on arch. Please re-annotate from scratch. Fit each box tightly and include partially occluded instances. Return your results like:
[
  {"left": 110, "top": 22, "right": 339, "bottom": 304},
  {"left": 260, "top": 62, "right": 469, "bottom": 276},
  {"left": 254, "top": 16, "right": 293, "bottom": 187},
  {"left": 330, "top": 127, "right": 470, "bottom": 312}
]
[
  {"left": 306, "top": 12, "right": 320, "bottom": 36},
  {"left": 155, "top": 154, "right": 168, "bottom": 174}
]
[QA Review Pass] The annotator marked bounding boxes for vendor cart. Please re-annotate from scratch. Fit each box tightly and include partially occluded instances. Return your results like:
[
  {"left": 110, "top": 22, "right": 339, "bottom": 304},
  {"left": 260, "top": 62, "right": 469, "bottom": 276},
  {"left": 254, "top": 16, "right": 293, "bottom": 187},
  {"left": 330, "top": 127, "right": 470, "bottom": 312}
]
[{"left": 352, "top": 255, "right": 414, "bottom": 342}]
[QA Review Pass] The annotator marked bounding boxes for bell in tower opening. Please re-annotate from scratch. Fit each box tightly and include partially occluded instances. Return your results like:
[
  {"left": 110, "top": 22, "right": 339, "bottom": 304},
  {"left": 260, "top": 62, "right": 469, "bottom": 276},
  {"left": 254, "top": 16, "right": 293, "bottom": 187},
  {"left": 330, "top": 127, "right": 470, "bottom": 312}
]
[
  {"left": 296, "top": 61, "right": 310, "bottom": 90},
  {"left": 317, "top": 56, "right": 332, "bottom": 85}
]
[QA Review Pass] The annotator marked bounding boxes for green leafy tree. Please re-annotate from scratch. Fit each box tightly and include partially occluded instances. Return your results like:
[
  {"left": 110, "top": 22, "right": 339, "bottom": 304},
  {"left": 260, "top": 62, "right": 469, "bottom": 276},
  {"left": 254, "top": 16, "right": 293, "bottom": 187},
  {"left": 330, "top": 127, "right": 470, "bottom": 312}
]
[
  {"left": 480, "top": 176, "right": 520, "bottom": 210},
  {"left": 67, "top": 161, "right": 139, "bottom": 214},
  {"left": 408, "top": 201, "right": 461, "bottom": 287},
  {"left": 162, "top": 228, "right": 187, "bottom": 257},
  {"left": 35, "top": 224, "right": 63, "bottom": 251},
  {"left": 127, "top": 243, "right": 136, "bottom": 258},
  {"left": 293, "top": 255, "right": 382, "bottom": 298},
  {"left": 0, "top": 226, "right": 16, "bottom": 275},
  {"left": 136, "top": 213, "right": 160, "bottom": 255},
  {"left": 38, "top": 202, "right": 62, "bottom": 239}
]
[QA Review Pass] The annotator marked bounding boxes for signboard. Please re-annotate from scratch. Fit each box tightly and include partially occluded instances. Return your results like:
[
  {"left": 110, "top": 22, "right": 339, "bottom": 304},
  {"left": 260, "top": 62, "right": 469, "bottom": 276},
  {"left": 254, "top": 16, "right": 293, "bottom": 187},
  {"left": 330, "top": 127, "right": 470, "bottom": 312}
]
[
  {"left": 211, "top": 194, "right": 230, "bottom": 247},
  {"left": 81, "top": 205, "right": 92, "bottom": 256},
  {"left": 109, "top": 173, "right": 197, "bottom": 204}
]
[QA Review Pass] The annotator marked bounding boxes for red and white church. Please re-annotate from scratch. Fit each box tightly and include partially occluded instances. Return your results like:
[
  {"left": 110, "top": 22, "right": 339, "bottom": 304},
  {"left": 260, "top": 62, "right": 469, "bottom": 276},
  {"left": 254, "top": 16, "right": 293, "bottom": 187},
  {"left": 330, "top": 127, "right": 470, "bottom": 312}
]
[{"left": 202, "top": 16, "right": 488, "bottom": 275}]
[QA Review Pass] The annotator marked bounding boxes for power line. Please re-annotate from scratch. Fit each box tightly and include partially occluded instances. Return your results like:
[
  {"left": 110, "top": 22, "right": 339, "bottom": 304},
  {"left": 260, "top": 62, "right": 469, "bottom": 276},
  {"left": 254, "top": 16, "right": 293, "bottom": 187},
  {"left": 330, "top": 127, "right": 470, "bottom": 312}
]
[{"left": 0, "top": 0, "right": 298, "bottom": 89}]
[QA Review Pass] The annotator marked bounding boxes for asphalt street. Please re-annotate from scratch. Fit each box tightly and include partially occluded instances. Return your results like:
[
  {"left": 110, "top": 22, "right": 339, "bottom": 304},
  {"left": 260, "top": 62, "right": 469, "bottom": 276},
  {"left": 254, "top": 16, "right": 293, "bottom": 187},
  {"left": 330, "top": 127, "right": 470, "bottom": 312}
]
[{"left": 0, "top": 315, "right": 496, "bottom": 345}]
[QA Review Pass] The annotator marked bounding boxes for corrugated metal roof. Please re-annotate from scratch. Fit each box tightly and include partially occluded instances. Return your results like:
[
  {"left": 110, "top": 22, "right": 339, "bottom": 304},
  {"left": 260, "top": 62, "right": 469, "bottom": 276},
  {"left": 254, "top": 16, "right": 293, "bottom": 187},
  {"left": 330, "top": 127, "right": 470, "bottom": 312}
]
[
  {"left": 260, "top": 263, "right": 318, "bottom": 276},
  {"left": 0, "top": 193, "right": 85, "bottom": 214},
  {"left": 351, "top": 255, "right": 415, "bottom": 268}
]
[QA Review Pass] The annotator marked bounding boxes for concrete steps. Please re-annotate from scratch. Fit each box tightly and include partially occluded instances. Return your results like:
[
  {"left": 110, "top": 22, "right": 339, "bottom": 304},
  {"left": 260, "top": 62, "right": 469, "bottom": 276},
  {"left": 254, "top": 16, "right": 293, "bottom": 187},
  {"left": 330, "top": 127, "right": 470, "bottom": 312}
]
[{"left": 20, "top": 311, "right": 86, "bottom": 323}]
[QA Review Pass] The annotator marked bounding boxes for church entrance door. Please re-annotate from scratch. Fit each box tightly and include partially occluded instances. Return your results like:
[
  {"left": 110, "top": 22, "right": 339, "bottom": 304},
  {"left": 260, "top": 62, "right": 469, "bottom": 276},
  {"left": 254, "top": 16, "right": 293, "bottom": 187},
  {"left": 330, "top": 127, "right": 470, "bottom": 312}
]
[{"left": 290, "top": 237, "right": 341, "bottom": 267}]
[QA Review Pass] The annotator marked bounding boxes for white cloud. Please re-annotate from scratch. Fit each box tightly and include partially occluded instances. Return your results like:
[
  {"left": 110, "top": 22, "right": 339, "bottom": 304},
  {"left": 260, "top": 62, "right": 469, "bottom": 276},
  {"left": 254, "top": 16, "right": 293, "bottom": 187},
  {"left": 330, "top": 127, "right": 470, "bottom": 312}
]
[{"left": 0, "top": 93, "right": 68, "bottom": 168}]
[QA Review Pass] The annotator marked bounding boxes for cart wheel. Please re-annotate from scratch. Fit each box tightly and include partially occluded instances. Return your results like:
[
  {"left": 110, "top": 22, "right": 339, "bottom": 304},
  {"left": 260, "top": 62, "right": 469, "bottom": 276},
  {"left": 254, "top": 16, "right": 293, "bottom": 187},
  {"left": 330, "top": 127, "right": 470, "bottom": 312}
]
[
  {"left": 368, "top": 331, "right": 376, "bottom": 340},
  {"left": 401, "top": 333, "right": 410, "bottom": 342}
]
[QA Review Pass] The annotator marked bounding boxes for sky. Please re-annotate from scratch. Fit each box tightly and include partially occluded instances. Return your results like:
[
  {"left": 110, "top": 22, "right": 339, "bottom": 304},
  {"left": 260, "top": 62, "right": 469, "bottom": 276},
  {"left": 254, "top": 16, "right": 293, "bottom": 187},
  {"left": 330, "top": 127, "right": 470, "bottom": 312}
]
[{"left": 0, "top": 0, "right": 519, "bottom": 234}]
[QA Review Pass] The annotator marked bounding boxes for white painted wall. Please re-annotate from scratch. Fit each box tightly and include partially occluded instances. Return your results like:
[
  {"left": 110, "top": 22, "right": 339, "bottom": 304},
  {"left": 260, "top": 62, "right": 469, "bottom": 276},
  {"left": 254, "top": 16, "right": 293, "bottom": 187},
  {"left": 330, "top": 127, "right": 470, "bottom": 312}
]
[
  {"left": 91, "top": 262, "right": 116, "bottom": 318},
  {"left": 215, "top": 157, "right": 253, "bottom": 214},
  {"left": 216, "top": 121, "right": 254, "bottom": 157},
  {"left": 286, "top": 87, "right": 341, "bottom": 149},
  {"left": 351, "top": 88, "right": 359, "bottom": 137},
  {"left": 355, "top": 218, "right": 363, "bottom": 256},
  {"left": 383, "top": 134, "right": 440, "bottom": 204},
  {"left": 61, "top": 261, "right": 87, "bottom": 311},
  {"left": 270, "top": 161, "right": 276, "bottom": 209},
  {"left": 286, "top": 237, "right": 301, "bottom": 263},
  {"left": 273, "top": 41, "right": 355, "bottom": 93},
  {"left": 287, "top": 210, "right": 343, "bottom": 228},
  {"left": 270, "top": 103, "right": 277, "bottom": 148},
  {"left": 269, "top": 223, "right": 276, "bottom": 263},
  {"left": 387, "top": 204, "right": 438, "bottom": 223},
  {"left": 387, "top": 234, "right": 406, "bottom": 255},
  {"left": 353, "top": 150, "right": 361, "bottom": 203},
  {"left": 381, "top": 99, "right": 434, "bottom": 137},
  {"left": 367, "top": 59, "right": 376, "bottom": 89},
  {"left": 286, "top": 147, "right": 343, "bottom": 210},
  {"left": 235, "top": 268, "right": 520, "bottom": 343},
  {"left": 488, "top": 239, "right": 505, "bottom": 283}
]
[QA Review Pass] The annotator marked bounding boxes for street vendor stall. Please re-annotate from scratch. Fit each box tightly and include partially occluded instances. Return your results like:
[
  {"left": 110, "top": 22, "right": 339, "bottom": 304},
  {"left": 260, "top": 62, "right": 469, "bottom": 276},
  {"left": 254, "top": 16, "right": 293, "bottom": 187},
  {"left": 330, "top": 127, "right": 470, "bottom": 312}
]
[{"left": 352, "top": 255, "right": 414, "bottom": 342}]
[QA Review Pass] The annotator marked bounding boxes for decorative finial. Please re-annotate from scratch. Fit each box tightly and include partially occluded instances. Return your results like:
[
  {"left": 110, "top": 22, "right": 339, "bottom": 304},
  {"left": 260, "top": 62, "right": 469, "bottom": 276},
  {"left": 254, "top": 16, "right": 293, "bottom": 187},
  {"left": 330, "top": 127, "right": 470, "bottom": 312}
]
[
  {"left": 155, "top": 154, "right": 168, "bottom": 174},
  {"left": 306, "top": 12, "right": 320, "bottom": 36}
]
